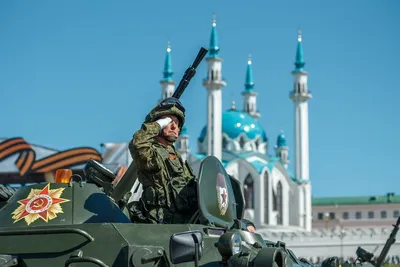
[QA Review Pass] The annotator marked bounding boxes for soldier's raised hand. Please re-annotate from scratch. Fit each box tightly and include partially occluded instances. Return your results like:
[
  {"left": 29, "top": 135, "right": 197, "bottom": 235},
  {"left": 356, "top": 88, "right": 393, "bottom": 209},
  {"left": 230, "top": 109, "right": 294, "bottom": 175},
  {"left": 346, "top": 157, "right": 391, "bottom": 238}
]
[{"left": 156, "top": 117, "right": 172, "bottom": 129}]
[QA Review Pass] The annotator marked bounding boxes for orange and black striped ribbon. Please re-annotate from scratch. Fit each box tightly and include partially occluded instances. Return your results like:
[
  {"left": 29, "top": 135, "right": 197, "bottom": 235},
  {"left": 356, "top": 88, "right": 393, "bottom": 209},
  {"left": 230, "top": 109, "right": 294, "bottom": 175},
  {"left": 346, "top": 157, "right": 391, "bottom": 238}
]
[{"left": 0, "top": 137, "right": 103, "bottom": 176}]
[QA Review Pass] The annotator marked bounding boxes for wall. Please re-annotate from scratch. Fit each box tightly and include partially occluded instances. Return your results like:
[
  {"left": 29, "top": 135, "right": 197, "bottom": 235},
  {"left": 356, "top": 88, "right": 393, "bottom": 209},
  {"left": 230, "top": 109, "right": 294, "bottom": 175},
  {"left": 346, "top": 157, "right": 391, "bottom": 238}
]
[{"left": 313, "top": 203, "right": 400, "bottom": 229}]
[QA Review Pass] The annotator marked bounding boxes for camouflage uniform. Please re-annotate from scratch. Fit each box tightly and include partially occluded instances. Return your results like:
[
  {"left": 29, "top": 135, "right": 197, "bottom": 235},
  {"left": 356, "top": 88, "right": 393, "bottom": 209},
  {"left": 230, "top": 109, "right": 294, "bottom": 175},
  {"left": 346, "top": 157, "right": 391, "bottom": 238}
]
[{"left": 128, "top": 102, "right": 197, "bottom": 224}]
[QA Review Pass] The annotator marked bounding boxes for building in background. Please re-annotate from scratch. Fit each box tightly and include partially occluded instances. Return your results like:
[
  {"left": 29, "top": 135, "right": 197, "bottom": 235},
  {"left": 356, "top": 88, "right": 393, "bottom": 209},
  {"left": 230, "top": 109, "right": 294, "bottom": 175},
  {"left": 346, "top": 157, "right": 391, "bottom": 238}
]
[
  {"left": 312, "top": 193, "right": 400, "bottom": 229},
  {"left": 258, "top": 194, "right": 400, "bottom": 262},
  {"left": 102, "top": 14, "right": 314, "bottom": 232}
]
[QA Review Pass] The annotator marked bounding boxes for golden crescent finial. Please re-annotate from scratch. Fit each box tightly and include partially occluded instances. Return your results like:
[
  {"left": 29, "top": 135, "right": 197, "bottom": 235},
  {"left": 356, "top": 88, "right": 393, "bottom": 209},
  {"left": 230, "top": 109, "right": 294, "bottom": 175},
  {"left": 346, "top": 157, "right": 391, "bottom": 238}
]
[
  {"left": 167, "top": 40, "right": 171, "bottom": 52},
  {"left": 248, "top": 53, "right": 252, "bottom": 65},
  {"left": 297, "top": 28, "right": 302, "bottom": 42},
  {"left": 212, "top": 12, "right": 217, "bottom": 27}
]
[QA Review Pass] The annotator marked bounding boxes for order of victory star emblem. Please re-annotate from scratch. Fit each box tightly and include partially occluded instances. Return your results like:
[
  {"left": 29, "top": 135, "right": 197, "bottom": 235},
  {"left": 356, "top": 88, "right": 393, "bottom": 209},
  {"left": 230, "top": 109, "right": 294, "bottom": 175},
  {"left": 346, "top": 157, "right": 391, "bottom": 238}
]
[
  {"left": 11, "top": 184, "right": 70, "bottom": 226},
  {"left": 216, "top": 173, "right": 228, "bottom": 216}
]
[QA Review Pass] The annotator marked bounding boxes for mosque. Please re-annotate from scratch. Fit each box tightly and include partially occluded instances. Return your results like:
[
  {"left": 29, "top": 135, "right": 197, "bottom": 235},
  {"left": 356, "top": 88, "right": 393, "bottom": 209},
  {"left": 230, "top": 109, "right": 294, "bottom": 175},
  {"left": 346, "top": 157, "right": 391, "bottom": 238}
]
[
  {"left": 101, "top": 15, "right": 314, "bottom": 233},
  {"left": 101, "top": 16, "right": 400, "bottom": 261},
  {"left": 171, "top": 16, "right": 312, "bottom": 232}
]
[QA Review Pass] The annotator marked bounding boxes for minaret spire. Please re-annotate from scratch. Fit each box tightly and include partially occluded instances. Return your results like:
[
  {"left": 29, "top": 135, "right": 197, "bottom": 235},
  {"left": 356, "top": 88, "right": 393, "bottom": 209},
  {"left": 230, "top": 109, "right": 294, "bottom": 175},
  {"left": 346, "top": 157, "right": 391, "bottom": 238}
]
[
  {"left": 202, "top": 13, "right": 226, "bottom": 161},
  {"left": 208, "top": 12, "right": 220, "bottom": 58},
  {"left": 163, "top": 41, "right": 173, "bottom": 81},
  {"left": 295, "top": 28, "right": 305, "bottom": 71},
  {"left": 242, "top": 54, "right": 260, "bottom": 119},
  {"left": 245, "top": 54, "right": 254, "bottom": 90},
  {"left": 231, "top": 99, "right": 236, "bottom": 110},
  {"left": 289, "top": 28, "right": 312, "bottom": 232},
  {"left": 160, "top": 40, "right": 175, "bottom": 100}
]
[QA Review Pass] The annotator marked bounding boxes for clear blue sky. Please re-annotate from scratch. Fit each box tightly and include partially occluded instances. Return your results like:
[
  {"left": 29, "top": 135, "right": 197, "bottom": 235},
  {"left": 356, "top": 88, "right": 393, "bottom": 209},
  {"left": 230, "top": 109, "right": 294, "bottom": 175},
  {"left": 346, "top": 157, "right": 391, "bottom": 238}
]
[{"left": 0, "top": 0, "right": 399, "bottom": 198}]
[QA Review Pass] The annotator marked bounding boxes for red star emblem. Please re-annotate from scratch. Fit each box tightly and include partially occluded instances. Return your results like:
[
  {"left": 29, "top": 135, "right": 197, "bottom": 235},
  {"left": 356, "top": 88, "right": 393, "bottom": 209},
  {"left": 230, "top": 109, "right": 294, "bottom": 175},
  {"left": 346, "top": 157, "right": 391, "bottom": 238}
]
[
  {"left": 221, "top": 190, "right": 227, "bottom": 204},
  {"left": 216, "top": 173, "right": 229, "bottom": 215},
  {"left": 11, "top": 184, "right": 70, "bottom": 225}
]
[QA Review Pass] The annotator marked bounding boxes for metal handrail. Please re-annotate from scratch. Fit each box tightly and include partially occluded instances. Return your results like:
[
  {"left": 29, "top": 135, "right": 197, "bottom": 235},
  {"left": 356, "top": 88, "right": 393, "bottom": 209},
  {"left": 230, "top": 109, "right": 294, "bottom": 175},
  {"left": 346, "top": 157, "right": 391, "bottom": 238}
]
[
  {"left": 65, "top": 256, "right": 108, "bottom": 267},
  {"left": 0, "top": 228, "right": 94, "bottom": 242}
]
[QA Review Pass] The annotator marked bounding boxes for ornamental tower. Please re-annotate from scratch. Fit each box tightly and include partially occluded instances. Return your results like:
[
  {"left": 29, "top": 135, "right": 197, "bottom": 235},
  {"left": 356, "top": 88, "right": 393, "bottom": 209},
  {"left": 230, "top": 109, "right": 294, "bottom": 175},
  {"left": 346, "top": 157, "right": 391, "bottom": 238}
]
[
  {"left": 289, "top": 29, "right": 312, "bottom": 231},
  {"left": 202, "top": 13, "right": 226, "bottom": 161},
  {"left": 274, "top": 130, "right": 289, "bottom": 169},
  {"left": 242, "top": 54, "right": 260, "bottom": 119}
]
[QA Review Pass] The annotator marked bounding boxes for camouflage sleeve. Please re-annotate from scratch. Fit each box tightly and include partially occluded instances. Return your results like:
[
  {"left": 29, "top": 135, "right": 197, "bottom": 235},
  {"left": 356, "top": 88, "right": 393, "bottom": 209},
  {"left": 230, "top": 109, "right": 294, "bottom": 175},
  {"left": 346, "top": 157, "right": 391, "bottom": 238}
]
[{"left": 129, "top": 122, "right": 162, "bottom": 172}]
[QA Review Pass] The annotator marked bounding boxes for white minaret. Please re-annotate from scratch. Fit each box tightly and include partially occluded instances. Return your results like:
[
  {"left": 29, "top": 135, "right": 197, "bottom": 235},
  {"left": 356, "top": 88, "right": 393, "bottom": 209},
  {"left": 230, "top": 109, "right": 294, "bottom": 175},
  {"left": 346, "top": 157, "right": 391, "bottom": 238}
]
[
  {"left": 202, "top": 13, "right": 226, "bottom": 161},
  {"left": 242, "top": 54, "right": 260, "bottom": 119},
  {"left": 289, "top": 29, "right": 312, "bottom": 232},
  {"left": 160, "top": 41, "right": 175, "bottom": 101},
  {"left": 176, "top": 126, "right": 190, "bottom": 162}
]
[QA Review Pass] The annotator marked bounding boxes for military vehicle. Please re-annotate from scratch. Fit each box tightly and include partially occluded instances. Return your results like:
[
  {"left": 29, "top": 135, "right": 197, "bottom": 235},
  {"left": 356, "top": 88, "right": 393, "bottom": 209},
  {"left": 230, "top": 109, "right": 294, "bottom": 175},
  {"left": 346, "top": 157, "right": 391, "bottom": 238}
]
[
  {"left": 0, "top": 154, "right": 399, "bottom": 267},
  {"left": 0, "top": 154, "right": 294, "bottom": 267},
  {"left": 0, "top": 47, "right": 398, "bottom": 267}
]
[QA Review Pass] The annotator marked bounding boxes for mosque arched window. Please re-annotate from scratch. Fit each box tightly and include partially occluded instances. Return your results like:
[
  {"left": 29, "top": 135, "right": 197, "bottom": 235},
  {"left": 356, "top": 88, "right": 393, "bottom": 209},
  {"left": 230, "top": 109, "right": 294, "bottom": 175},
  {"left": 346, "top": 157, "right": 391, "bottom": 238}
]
[
  {"left": 264, "top": 172, "right": 269, "bottom": 224},
  {"left": 243, "top": 174, "right": 254, "bottom": 209},
  {"left": 255, "top": 138, "right": 261, "bottom": 150},
  {"left": 222, "top": 137, "right": 228, "bottom": 149},
  {"left": 277, "top": 181, "right": 283, "bottom": 225},
  {"left": 282, "top": 150, "right": 288, "bottom": 161},
  {"left": 240, "top": 136, "right": 246, "bottom": 149},
  {"left": 297, "top": 83, "right": 301, "bottom": 93},
  {"left": 211, "top": 71, "right": 214, "bottom": 81}
]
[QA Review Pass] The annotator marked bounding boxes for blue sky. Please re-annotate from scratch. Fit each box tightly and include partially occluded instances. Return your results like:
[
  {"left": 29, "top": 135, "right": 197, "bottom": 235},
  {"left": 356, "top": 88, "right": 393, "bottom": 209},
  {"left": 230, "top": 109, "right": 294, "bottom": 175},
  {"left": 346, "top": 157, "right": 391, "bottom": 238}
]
[{"left": 0, "top": 0, "right": 399, "bottom": 198}]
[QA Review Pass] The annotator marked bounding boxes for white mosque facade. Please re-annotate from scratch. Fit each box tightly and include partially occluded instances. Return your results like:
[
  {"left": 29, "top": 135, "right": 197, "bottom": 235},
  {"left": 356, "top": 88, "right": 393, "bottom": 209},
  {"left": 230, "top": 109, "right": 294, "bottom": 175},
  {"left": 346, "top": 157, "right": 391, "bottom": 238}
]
[{"left": 160, "top": 16, "right": 313, "bottom": 232}]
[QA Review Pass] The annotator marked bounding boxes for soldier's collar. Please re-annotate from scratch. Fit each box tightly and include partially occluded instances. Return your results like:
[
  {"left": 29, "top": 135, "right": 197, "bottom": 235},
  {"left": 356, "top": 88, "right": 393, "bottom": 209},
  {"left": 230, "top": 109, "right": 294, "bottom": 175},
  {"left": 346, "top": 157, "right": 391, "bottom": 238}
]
[
  {"left": 155, "top": 136, "right": 174, "bottom": 147},
  {"left": 155, "top": 139, "right": 175, "bottom": 150}
]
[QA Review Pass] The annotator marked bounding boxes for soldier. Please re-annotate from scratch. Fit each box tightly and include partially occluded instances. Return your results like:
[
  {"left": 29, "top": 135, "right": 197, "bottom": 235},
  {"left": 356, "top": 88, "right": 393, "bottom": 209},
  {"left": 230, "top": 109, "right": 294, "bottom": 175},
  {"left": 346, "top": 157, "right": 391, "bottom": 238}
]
[
  {"left": 128, "top": 97, "right": 198, "bottom": 224},
  {"left": 242, "top": 219, "right": 257, "bottom": 233}
]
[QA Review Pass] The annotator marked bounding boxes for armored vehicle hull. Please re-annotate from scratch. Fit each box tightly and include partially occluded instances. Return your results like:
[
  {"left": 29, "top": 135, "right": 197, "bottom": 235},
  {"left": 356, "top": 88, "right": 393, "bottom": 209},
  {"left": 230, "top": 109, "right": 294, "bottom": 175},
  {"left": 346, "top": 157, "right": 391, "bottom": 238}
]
[
  {"left": 0, "top": 223, "right": 224, "bottom": 266},
  {"left": 0, "top": 156, "right": 398, "bottom": 267}
]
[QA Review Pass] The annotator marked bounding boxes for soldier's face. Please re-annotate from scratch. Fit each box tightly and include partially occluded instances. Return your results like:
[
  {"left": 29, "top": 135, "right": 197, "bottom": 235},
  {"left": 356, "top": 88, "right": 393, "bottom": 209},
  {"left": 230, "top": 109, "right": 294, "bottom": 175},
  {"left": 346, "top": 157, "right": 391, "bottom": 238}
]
[
  {"left": 247, "top": 225, "right": 256, "bottom": 233},
  {"left": 162, "top": 115, "right": 180, "bottom": 138}
]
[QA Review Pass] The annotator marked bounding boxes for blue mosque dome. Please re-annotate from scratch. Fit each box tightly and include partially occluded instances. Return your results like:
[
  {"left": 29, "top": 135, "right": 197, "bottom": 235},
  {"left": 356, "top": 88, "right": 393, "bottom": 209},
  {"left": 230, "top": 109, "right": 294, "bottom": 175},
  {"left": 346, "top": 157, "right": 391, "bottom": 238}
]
[{"left": 198, "top": 109, "right": 268, "bottom": 142}]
